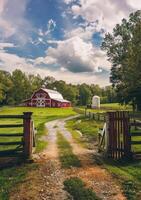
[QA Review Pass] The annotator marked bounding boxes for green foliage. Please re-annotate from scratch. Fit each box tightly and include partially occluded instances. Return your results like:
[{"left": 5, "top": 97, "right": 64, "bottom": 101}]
[
  {"left": 102, "top": 10, "right": 141, "bottom": 110},
  {"left": 57, "top": 132, "right": 81, "bottom": 168},
  {"left": 64, "top": 177, "right": 101, "bottom": 200},
  {"left": 0, "top": 70, "right": 13, "bottom": 104},
  {"left": 78, "top": 84, "right": 92, "bottom": 106}
]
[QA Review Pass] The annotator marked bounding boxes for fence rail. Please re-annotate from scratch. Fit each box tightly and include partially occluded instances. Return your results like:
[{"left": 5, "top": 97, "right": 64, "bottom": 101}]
[
  {"left": 85, "top": 111, "right": 106, "bottom": 121},
  {"left": 73, "top": 107, "right": 106, "bottom": 122}
]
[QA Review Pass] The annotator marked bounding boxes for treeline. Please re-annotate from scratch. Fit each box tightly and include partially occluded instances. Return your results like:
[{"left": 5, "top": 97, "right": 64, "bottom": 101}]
[{"left": 0, "top": 69, "right": 117, "bottom": 106}]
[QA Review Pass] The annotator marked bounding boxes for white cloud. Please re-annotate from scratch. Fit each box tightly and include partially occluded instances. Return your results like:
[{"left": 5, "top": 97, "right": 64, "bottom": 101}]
[
  {"left": 64, "top": 21, "right": 99, "bottom": 41},
  {"left": 65, "top": 0, "right": 135, "bottom": 32},
  {"left": 35, "top": 36, "right": 111, "bottom": 74},
  {"left": 63, "top": 0, "right": 74, "bottom": 4},
  {"left": 0, "top": 0, "right": 32, "bottom": 43},
  {"left": 127, "top": 0, "right": 141, "bottom": 9},
  {"left": 0, "top": 42, "right": 15, "bottom": 50},
  {"left": 0, "top": 48, "right": 109, "bottom": 86}
]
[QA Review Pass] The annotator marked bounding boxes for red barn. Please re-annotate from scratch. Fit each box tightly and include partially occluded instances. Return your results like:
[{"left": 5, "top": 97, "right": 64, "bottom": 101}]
[{"left": 22, "top": 88, "right": 71, "bottom": 108}]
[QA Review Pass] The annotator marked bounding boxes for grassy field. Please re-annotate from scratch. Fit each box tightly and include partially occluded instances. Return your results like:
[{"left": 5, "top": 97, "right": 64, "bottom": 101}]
[
  {"left": 0, "top": 106, "right": 76, "bottom": 200},
  {"left": 77, "top": 103, "right": 132, "bottom": 113},
  {"left": 101, "top": 103, "right": 132, "bottom": 110},
  {"left": 0, "top": 106, "right": 76, "bottom": 152}
]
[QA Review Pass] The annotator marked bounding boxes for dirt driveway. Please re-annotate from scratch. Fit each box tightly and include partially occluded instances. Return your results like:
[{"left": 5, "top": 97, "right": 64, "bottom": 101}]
[{"left": 10, "top": 116, "right": 126, "bottom": 200}]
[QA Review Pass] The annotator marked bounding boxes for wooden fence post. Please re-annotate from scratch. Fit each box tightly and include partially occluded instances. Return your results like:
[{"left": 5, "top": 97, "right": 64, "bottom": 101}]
[
  {"left": 23, "top": 112, "right": 33, "bottom": 158},
  {"left": 105, "top": 113, "right": 110, "bottom": 154}
]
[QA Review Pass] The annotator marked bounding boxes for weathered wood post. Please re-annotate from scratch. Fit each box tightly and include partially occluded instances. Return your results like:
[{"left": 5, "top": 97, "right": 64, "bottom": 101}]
[
  {"left": 23, "top": 112, "right": 33, "bottom": 158},
  {"left": 105, "top": 112, "right": 110, "bottom": 156}
]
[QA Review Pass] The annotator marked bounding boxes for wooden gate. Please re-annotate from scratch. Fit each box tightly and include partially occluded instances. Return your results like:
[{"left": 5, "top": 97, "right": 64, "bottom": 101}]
[
  {"left": 106, "top": 111, "right": 131, "bottom": 159},
  {"left": 0, "top": 112, "right": 34, "bottom": 158}
]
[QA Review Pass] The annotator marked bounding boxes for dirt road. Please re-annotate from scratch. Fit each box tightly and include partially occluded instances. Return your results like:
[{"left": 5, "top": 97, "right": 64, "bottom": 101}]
[{"left": 10, "top": 116, "right": 126, "bottom": 200}]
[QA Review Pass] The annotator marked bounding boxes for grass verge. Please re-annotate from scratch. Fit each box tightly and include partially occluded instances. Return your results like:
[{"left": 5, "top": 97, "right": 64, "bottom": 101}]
[
  {"left": 66, "top": 116, "right": 103, "bottom": 149},
  {"left": 57, "top": 132, "right": 81, "bottom": 168},
  {"left": 64, "top": 177, "right": 101, "bottom": 200},
  {"left": 0, "top": 163, "right": 37, "bottom": 200},
  {"left": 94, "top": 156, "right": 141, "bottom": 200}
]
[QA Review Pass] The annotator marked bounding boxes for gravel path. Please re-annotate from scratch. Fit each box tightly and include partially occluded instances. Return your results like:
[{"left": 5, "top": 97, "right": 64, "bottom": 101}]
[{"left": 10, "top": 115, "right": 126, "bottom": 200}]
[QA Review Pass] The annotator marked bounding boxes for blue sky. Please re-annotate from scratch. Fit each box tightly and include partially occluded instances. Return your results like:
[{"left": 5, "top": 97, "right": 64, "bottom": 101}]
[{"left": 0, "top": 0, "right": 140, "bottom": 86}]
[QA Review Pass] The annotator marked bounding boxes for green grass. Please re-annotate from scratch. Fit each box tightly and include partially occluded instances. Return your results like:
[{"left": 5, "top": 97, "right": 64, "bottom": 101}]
[
  {"left": 66, "top": 116, "right": 103, "bottom": 146},
  {"left": 101, "top": 158, "right": 141, "bottom": 200},
  {"left": 0, "top": 163, "right": 37, "bottom": 200},
  {"left": 0, "top": 106, "right": 76, "bottom": 152},
  {"left": 66, "top": 120, "right": 86, "bottom": 147},
  {"left": 77, "top": 103, "right": 132, "bottom": 113},
  {"left": 64, "top": 177, "right": 101, "bottom": 200},
  {"left": 100, "top": 103, "right": 132, "bottom": 110},
  {"left": 57, "top": 132, "right": 81, "bottom": 168}
]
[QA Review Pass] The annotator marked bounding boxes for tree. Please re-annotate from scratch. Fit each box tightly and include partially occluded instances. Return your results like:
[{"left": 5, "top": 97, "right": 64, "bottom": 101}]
[
  {"left": 78, "top": 84, "right": 92, "bottom": 106},
  {"left": 0, "top": 70, "right": 13, "bottom": 105},
  {"left": 11, "top": 70, "right": 31, "bottom": 104},
  {"left": 102, "top": 10, "right": 141, "bottom": 110}
]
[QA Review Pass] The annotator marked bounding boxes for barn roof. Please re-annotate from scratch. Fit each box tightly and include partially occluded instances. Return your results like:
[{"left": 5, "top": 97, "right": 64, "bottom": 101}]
[{"left": 41, "top": 88, "right": 70, "bottom": 102}]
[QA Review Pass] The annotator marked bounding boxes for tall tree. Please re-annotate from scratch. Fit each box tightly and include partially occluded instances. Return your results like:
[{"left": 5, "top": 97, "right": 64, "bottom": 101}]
[
  {"left": 0, "top": 70, "right": 13, "bottom": 105},
  {"left": 78, "top": 84, "right": 92, "bottom": 106},
  {"left": 11, "top": 70, "right": 31, "bottom": 104},
  {"left": 102, "top": 10, "right": 141, "bottom": 110}
]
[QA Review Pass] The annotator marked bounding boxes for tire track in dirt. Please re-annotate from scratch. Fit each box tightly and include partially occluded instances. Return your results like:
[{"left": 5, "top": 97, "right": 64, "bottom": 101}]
[
  {"left": 10, "top": 116, "right": 126, "bottom": 200},
  {"left": 57, "top": 118, "right": 126, "bottom": 200}
]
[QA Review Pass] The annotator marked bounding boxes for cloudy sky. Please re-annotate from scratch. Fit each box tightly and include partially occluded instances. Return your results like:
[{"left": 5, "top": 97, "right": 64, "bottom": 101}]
[{"left": 0, "top": 0, "right": 140, "bottom": 86}]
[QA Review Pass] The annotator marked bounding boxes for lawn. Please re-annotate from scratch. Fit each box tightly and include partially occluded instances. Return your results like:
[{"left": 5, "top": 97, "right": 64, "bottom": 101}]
[
  {"left": 0, "top": 106, "right": 76, "bottom": 152},
  {"left": 77, "top": 103, "right": 132, "bottom": 113},
  {"left": 100, "top": 103, "right": 132, "bottom": 110}
]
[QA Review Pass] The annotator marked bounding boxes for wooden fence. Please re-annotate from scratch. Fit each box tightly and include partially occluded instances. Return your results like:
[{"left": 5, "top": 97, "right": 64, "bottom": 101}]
[
  {"left": 73, "top": 107, "right": 106, "bottom": 122},
  {"left": 0, "top": 112, "right": 35, "bottom": 158},
  {"left": 85, "top": 111, "right": 106, "bottom": 121}
]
